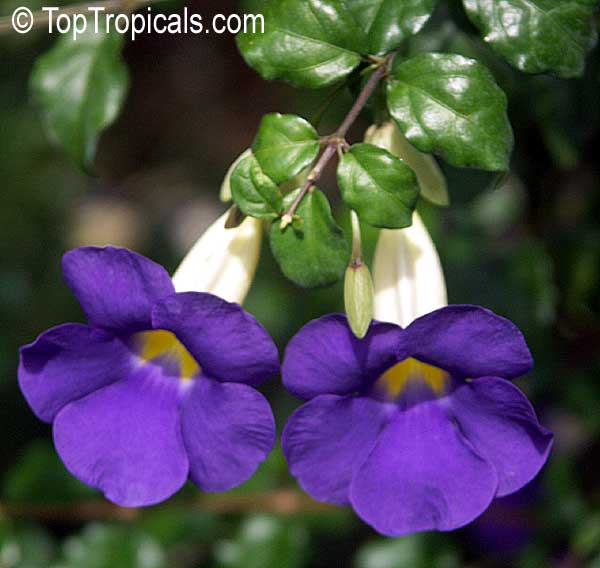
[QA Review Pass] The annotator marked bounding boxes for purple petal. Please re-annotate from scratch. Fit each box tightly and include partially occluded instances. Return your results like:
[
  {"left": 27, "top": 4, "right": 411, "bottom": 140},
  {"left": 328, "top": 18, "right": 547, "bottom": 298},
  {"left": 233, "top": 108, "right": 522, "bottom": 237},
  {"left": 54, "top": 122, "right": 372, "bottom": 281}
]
[
  {"left": 19, "top": 323, "right": 132, "bottom": 423},
  {"left": 282, "top": 394, "right": 391, "bottom": 505},
  {"left": 53, "top": 364, "right": 189, "bottom": 507},
  {"left": 405, "top": 305, "right": 533, "bottom": 379},
  {"left": 350, "top": 398, "right": 498, "bottom": 536},
  {"left": 152, "top": 292, "right": 279, "bottom": 385},
  {"left": 62, "top": 247, "right": 174, "bottom": 333},
  {"left": 180, "top": 378, "right": 275, "bottom": 491},
  {"left": 447, "top": 377, "right": 553, "bottom": 497},
  {"left": 282, "top": 315, "right": 405, "bottom": 399}
]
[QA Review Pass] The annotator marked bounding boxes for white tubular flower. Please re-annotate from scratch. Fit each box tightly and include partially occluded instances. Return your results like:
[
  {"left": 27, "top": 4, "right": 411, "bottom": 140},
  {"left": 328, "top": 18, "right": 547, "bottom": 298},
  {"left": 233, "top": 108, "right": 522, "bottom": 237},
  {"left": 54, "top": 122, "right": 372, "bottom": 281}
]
[
  {"left": 171, "top": 208, "right": 262, "bottom": 305},
  {"left": 372, "top": 212, "right": 447, "bottom": 328}
]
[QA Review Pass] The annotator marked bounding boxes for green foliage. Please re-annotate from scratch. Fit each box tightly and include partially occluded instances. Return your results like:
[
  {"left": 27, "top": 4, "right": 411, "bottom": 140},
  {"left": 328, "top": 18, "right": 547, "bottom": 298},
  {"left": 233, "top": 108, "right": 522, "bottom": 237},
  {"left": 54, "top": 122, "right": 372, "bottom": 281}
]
[
  {"left": 221, "top": 149, "right": 252, "bottom": 202},
  {"left": 574, "top": 512, "right": 600, "bottom": 560},
  {"left": 2, "top": 441, "right": 97, "bottom": 504},
  {"left": 231, "top": 153, "right": 283, "bottom": 219},
  {"left": 270, "top": 189, "right": 349, "bottom": 287},
  {"left": 252, "top": 113, "right": 320, "bottom": 183},
  {"left": 214, "top": 515, "right": 308, "bottom": 568},
  {"left": 236, "top": 0, "right": 440, "bottom": 87},
  {"left": 348, "top": 0, "right": 437, "bottom": 55},
  {"left": 236, "top": 0, "right": 364, "bottom": 88},
  {"left": 337, "top": 143, "right": 419, "bottom": 228},
  {"left": 386, "top": 53, "right": 513, "bottom": 171},
  {"left": 0, "top": 522, "right": 56, "bottom": 568},
  {"left": 7, "top": 0, "right": 600, "bottom": 564},
  {"left": 364, "top": 122, "right": 449, "bottom": 206},
  {"left": 228, "top": 446, "right": 290, "bottom": 493},
  {"left": 52, "top": 524, "right": 165, "bottom": 568},
  {"left": 463, "top": 0, "right": 599, "bottom": 78},
  {"left": 29, "top": 26, "right": 128, "bottom": 172},
  {"left": 354, "top": 533, "right": 462, "bottom": 568}
]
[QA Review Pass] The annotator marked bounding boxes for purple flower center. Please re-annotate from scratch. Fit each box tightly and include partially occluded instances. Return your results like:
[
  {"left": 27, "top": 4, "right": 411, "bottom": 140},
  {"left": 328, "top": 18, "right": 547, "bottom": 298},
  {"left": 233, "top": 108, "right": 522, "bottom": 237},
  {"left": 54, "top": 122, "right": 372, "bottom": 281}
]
[
  {"left": 375, "top": 357, "right": 450, "bottom": 401},
  {"left": 133, "top": 330, "right": 200, "bottom": 382}
]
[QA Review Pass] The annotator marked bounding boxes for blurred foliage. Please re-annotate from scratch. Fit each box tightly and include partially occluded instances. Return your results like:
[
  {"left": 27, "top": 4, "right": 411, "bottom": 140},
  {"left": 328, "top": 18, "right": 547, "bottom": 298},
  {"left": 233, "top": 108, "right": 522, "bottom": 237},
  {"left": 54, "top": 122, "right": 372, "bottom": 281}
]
[
  {"left": 52, "top": 524, "right": 165, "bottom": 568},
  {"left": 1, "top": 0, "right": 599, "bottom": 567},
  {"left": 3, "top": 441, "right": 97, "bottom": 504},
  {"left": 214, "top": 515, "right": 308, "bottom": 568},
  {"left": 354, "top": 533, "right": 462, "bottom": 568}
]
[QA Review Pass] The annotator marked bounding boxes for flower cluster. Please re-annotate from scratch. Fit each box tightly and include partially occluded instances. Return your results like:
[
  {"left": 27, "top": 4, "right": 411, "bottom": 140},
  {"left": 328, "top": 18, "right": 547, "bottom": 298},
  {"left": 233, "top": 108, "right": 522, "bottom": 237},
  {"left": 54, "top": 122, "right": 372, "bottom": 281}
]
[{"left": 18, "top": 208, "right": 552, "bottom": 537}]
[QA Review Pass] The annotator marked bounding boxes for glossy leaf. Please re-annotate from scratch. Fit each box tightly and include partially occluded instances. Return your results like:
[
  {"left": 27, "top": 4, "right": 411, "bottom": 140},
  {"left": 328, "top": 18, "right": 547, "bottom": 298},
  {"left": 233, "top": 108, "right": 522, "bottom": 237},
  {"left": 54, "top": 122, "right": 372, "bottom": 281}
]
[
  {"left": 231, "top": 153, "right": 283, "bottom": 219},
  {"left": 270, "top": 189, "right": 349, "bottom": 287},
  {"left": 252, "top": 113, "right": 319, "bottom": 183},
  {"left": 236, "top": 0, "right": 365, "bottom": 89},
  {"left": 387, "top": 52, "right": 513, "bottom": 171},
  {"left": 463, "top": 0, "right": 598, "bottom": 79},
  {"left": 364, "top": 121, "right": 449, "bottom": 206},
  {"left": 30, "top": 28, "right": 128, "bottom": 172},
  {"left": 221, "top": 149, "right": 252, "bottom": 202},
  {"left": 349, "top": 0, "right": 437, "bottom": 54},
  {"left": 338, "top": 143, "right": 419, "bottom": 228}
]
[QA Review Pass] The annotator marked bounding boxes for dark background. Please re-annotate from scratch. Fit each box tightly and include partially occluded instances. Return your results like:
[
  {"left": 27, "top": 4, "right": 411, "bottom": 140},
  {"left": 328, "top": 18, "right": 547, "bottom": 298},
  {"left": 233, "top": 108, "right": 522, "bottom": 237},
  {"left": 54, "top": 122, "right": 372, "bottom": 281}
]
[{"left": 1, "top": 1, "right": 599, "bottom": 566}]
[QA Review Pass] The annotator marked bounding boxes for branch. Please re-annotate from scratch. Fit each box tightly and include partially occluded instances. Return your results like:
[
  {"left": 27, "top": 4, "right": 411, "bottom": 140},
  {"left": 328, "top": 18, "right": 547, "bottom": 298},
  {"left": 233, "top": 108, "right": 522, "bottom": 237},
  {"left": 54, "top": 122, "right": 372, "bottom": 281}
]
[
  {"left": 281, "top": 53, "right": 395, "bottom": 226},
  {"left": 0, "top": 0, "right": 164, "bottom": 35},
  {"left": 0, "top": 490, "right": 337, "bottom": 524}
]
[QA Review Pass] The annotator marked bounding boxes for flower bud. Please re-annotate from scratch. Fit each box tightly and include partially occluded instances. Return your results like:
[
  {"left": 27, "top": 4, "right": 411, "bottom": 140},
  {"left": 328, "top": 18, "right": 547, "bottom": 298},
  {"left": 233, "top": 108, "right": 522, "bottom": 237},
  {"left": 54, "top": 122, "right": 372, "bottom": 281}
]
[
  {"left": 372, "top": 211, "right": 447, "bottom": 328},
  {"left": 220, "top": 149, "right": 252, "bottom": 203},
  {"left": 171, "top": 208, "right": 262, "bottom": 305},
  {"left": 344, "top": 262, "right": 375, "bottom": 339},
  {"left": 365, "top": 122, "right": 449, "bottom": 206}
]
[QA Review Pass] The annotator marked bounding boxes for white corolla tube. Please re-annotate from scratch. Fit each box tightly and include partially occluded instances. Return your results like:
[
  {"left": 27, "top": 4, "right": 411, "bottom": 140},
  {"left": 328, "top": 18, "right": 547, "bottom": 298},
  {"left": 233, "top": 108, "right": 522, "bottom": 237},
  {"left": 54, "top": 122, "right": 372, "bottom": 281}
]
[
  {"left": 171, "top": 208, "right": 262, "bottom": 305},
  {"left": 372, "top": 211, "right": 447, "bottom": 328}
]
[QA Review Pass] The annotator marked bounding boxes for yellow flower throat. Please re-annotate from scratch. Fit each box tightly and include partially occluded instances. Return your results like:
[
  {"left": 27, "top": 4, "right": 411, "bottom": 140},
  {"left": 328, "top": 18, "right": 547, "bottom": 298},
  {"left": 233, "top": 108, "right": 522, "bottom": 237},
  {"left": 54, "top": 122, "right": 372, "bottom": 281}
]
[
  {"left": 136, "top": 330, "right": 200, "bottom": 381},
  {"left": 378, "top": 357, "right": 449, "bottom": 399}
]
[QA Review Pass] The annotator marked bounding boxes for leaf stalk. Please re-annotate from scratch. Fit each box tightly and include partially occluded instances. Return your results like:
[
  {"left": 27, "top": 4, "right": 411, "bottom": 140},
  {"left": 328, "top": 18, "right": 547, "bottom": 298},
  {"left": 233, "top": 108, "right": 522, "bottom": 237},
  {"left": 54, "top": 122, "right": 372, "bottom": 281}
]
[{"left": 280, "top": 52, "right": 396, "bottom": 225}]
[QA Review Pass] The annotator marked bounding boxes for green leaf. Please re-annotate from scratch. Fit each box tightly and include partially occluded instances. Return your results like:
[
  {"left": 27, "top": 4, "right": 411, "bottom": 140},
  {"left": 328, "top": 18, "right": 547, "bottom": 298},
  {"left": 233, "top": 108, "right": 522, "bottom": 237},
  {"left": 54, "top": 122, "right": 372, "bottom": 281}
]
[
  {"left": 236, "top": 0, "right": 365, "bottom": 89},
  {"left": 463, "top": 0, "right": 598, "bottom": 79},
  {"left": 348, "top": 0, "right": 436, "bottom": 55},
  {"left": 386, "top": 52, "right": 513, "bottom": 171},
  {"left": 270, "top": 189, "right": 349, "bottom": 287},
  {"left": 252, "top": 113, "right": 320, "bottom": 183},
  {"left": 221, "top": 148, "right": 252, "bottom": 202},
  {"left": 338, "top": 143, "right": 419, "bottom": 228},
  {"left": 30, "top": 27, "right": 128, "bottom": 172},
  {"left": 231, "top": 153, "right": 283, "bottom": 219},
  {"left": 364, "top": 122, "right": 449, "bottom": 206}
]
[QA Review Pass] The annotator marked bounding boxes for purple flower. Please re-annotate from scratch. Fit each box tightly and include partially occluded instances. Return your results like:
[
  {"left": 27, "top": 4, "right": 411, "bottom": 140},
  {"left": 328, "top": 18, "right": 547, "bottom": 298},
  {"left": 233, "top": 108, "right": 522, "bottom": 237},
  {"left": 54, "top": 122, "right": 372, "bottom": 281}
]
[
  {"left": 19, "top": 246, "right": 278, "bottom": 507},
  {"left": 281, "top": 306, "right": 552, "bottom": 536}
]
